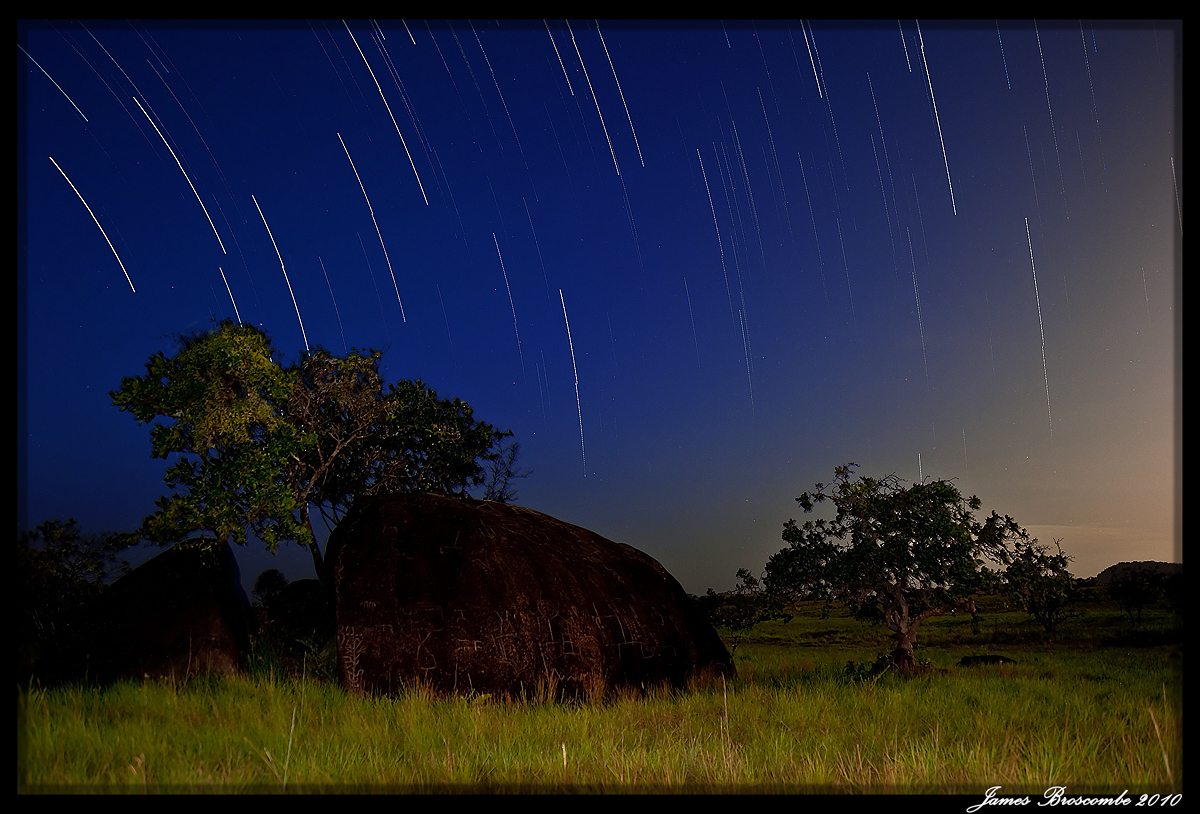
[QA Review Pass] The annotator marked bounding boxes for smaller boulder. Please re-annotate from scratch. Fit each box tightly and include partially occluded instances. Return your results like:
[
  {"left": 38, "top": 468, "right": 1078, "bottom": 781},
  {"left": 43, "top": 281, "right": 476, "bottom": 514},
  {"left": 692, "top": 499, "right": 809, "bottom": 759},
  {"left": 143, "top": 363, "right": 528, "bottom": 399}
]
[{"left": 40, "top": 540, "right": 254, "bottom": 685}]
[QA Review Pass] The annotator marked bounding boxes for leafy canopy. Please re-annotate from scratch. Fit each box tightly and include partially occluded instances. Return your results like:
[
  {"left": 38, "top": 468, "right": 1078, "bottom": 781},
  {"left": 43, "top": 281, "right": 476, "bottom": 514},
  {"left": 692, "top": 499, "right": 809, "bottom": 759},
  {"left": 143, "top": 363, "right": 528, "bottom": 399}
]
[
  {"left": 282, "top": 345, "right": 517, "bottom": 531},
  {"left": 1105, "top": 565, "right": 1167, "bottom": 626},
  {"left": 17, "top": 519, "right": 131, "bottom": 646},
  {"left": 112, "top": 321, "right": 308, "bottom": 549},
  {"left": 996, "top": 536, "right": 1078, "bottom": 635},
  {"left": 111, "top": 320, "right": 517, "bottom": 571},
  {"left": 760, "top": 463, "right": 1024, "bottom": 670},
  {"left": 695, "top": 568, "right": 793, "bottom": 657}
]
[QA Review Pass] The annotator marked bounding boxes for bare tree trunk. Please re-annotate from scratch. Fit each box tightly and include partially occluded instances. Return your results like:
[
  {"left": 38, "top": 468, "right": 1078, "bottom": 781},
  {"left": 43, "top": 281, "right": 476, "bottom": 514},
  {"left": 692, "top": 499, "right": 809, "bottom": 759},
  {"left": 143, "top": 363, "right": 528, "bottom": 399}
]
[
  {"left": 300, "top": 505, "right": 326, "bottom": 587},
  {"left": 884, "top": 585, "right": 919, "bottom": 673},
  {"left": 891, "top": 628, "right": 919, "bottom": 674}
]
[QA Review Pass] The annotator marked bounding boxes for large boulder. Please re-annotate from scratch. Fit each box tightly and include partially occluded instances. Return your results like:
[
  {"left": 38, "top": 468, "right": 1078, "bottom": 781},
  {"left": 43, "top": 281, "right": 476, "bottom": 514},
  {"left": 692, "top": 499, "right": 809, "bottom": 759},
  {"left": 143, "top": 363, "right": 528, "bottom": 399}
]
[
  {"left": 325, "top": 493, "right": 733, "bottom": 699},
  {"left": 40, "top": 539, "right": 254, "bottom": 685}
]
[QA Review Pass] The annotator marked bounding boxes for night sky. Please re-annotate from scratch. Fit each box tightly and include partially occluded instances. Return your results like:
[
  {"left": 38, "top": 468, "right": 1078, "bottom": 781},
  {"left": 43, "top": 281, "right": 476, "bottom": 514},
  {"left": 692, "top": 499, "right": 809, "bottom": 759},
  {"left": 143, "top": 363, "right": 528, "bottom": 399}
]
[{"left": 19, "top": 20, "right": 1180, "bottom": 595}]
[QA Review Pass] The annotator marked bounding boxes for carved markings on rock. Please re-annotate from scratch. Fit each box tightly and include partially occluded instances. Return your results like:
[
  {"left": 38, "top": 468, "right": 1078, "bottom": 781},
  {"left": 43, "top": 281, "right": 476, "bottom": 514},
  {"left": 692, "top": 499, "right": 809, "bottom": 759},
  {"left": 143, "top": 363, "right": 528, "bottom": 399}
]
[{"left": 326, "top": 493, "right": 733, "bottom": 698}]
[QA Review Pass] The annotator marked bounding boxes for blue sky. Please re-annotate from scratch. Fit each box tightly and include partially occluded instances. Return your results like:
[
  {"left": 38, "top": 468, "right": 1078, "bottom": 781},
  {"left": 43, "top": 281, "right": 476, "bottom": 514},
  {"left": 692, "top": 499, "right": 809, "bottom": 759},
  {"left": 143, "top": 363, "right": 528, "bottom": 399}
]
[{"left": 19, "top": 20, "right": 1179, "bottom": 593}]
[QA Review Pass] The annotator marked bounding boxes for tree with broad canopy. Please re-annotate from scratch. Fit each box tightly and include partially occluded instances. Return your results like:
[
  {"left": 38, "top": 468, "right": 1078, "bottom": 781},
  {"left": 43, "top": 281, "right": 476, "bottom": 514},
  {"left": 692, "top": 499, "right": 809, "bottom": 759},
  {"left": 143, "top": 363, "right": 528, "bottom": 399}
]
[
  {"left": 111, "top": 320, "right": 524, "bottom": 583},
  {"left": 1106, "top": 565, "right": 1167, "bottom": 626},
  {"left": 996, "top": 536, "right": 1078, "bottom": 637},
  {"left": 759, "top": 463, "right": 1027, "bottom": 673}
]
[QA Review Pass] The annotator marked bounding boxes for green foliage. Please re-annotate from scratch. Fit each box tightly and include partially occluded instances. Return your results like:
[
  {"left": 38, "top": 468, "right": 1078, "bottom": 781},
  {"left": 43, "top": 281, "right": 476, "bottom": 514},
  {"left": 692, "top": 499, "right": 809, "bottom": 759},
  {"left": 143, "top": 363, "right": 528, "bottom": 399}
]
[
  {"left": 695, "top": 569, "right": 793, "bottom": 656},
  {"left": 996, "top": 536, "right": 1079, "bottom": 636},
  {"left": 17, "top": 519, "right": 132, "bottom": 670},
  {"left": 1107, "top": 566, "right": 1167, "bottom": 625},
  {"left": 759, "top": 463, "right": 1024, "bottom": 671},
  {"left": 111, "top": 320, "right": 515, "bottom": 573},
  {"left": 283, "top": 345, "right": 515, "bottom": 533},
  {"left": 111, "top": 321, "right": 307, "bottom": 549},
  {"left": 252, "top": 568, "right": 288, "bottom": 609}
]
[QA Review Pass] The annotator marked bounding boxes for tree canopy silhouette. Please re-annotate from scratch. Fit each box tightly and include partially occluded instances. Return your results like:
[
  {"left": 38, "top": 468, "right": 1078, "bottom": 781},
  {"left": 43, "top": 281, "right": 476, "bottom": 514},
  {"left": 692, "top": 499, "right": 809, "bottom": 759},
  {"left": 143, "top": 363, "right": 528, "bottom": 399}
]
[
  {"left": 997, "top": 536, "right": 1078, "bottom": 636},
  {"left": 111, "top": 320, "right": 519, "bottom": 580},
  {"left": 759, "top": 463, "right": 1026, "bottom": 673},
  {"left": 17, "top": 518, "right": 131, "bottom": 674}
]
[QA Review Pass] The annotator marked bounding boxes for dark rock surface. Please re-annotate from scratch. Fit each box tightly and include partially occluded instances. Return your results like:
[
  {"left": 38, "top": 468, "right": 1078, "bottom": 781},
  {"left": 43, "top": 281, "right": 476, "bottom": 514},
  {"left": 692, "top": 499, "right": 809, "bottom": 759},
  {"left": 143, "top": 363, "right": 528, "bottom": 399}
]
[
  {"left": 325, "top": 493, "right": 733, "bottom": 699},
  {"left": 1093, "top": 561, "right": 1182, "bottom": 584},
  {"left": 957, "top": 655, "right": 1017, "bottom": 667},
  {"left": 40, "top": 540, "right": 254, "bottom": 685}
]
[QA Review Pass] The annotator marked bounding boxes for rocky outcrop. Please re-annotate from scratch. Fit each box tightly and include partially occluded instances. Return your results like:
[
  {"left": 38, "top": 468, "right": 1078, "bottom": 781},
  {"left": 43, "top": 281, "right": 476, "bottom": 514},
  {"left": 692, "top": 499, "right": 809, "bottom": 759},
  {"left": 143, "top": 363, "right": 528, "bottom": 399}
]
[
  {"left": 40, "top": 539, "right": 254, "bottom": 685},
  {"left": 1093, "top": 561, "right": 1182, "bottom": 584},
  {"left": 325, "top": 493, "right": 733, "bottom": 699}
]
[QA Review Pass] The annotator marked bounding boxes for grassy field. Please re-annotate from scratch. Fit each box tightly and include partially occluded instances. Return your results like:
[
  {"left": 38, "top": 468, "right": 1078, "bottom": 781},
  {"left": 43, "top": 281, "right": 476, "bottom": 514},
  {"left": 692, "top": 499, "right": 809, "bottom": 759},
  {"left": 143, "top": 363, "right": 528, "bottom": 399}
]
[{"left": 17, "top": 594, "right": 1182, "bottom": 793}]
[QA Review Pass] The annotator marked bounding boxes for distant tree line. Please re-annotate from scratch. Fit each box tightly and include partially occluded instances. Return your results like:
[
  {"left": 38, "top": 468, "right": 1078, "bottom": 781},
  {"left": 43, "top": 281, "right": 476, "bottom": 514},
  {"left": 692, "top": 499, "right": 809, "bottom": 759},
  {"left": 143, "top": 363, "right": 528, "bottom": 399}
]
[
  {"left": 17, "top": 519, "right": 130, "bottom": 676},
  {"left": 1101, "top": 564, "right": 1183, "bottom": 625}
]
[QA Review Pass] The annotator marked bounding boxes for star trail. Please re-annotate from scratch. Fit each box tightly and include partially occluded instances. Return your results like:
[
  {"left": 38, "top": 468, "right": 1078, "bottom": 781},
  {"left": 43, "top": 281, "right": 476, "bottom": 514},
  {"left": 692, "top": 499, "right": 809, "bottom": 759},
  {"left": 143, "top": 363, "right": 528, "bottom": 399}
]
[{"left": 19, "top": 20, "right": 1178, "bottom": 591}]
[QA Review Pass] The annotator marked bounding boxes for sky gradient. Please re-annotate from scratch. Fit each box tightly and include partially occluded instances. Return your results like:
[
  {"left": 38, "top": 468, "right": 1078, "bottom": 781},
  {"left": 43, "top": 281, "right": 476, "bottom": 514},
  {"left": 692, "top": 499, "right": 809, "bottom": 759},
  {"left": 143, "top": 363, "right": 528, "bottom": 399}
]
[{"left": 19, "top": 20, "right": 1180, "bottom": 594}]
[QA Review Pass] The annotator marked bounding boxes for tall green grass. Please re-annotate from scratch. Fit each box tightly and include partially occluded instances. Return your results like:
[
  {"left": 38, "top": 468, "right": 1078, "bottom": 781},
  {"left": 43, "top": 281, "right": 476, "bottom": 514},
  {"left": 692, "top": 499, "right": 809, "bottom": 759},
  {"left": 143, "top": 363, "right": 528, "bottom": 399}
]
[{"left": 18, "top": 599, "right": 1181, "bottom": 792}]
